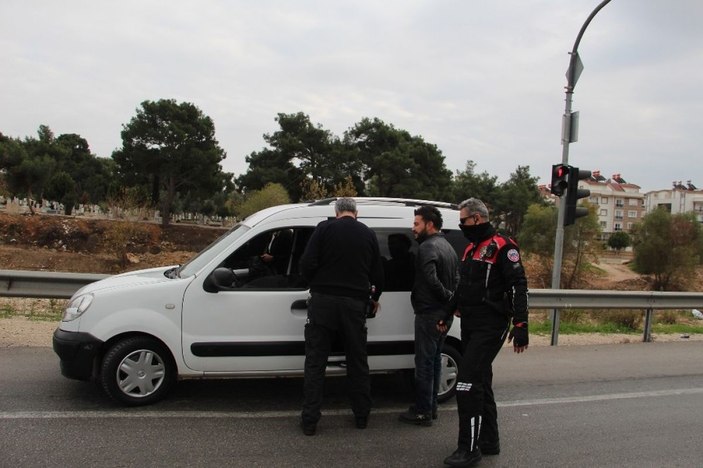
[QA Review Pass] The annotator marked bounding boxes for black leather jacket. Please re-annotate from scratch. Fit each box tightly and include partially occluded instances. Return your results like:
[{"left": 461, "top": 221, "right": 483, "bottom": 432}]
[{"left": 410, "top": 233, "right": 459, "bottom": 316}]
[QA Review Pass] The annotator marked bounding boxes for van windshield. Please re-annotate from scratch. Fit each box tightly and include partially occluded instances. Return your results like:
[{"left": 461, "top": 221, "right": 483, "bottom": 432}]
[{"left": 177, "top": 224, "right": 250, "bottom": 278}]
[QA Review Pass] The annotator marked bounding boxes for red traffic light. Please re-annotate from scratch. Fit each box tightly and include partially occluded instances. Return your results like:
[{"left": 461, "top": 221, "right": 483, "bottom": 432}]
[{"left": 551, "top": 164, "right": 569, "bottom": 196}]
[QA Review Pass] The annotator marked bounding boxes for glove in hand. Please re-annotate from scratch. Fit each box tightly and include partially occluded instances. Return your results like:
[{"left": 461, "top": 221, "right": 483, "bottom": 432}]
[{"left": 508, "top": 323, "right": 529, "bottom": 348}]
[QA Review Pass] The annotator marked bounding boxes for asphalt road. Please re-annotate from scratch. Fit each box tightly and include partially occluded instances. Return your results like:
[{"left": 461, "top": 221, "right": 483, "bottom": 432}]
[{"left": 1, "top": 342, "right": 702, "bottom": 467}]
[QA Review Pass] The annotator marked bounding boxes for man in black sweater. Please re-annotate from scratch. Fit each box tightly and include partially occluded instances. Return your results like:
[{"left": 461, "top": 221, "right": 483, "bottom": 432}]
[{"left": 299, "top": 198, "right": 384, "bottom": 436}]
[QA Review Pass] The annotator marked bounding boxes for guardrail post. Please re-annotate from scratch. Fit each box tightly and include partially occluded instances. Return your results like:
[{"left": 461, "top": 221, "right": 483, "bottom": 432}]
[
  {"left": 643, "top": 307, "right": 653, "bottom": 342},
  {"left": 550, "top": 308, "right": 560, "bottom": 346}
]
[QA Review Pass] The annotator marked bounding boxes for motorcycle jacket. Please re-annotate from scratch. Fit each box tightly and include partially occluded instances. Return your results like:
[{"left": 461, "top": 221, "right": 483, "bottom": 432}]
[{"left": 452, "top": 224, "right": 529, "bottom": 324}]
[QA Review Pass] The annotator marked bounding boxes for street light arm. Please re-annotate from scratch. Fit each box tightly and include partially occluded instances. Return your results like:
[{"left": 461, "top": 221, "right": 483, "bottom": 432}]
[{"left": 567, "top": 0, "right": 613, "bottom": 89}]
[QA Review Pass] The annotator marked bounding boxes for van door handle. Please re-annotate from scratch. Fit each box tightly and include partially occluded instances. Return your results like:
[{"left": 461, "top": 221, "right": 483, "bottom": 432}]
[{"left": 291, "top": 299, "right": 308, "bottom": 318}]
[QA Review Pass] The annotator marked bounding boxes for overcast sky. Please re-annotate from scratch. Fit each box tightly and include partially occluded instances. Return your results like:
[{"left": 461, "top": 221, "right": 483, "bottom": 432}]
[{"left": 2, "top": 0, "right": 702, "bottom": 194}]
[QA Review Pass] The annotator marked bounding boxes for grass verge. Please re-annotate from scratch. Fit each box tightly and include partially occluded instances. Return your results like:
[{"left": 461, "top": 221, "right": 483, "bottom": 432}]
[{"left": 0, "top": 298, "right": 64, "bottom": 322}]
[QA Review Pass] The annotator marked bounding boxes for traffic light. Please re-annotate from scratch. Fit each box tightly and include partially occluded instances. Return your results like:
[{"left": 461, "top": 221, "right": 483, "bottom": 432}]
[
  {"left": 564, "top": 166, "right": 591, "bottom": 226},
  {"left": 550, "top": 164, "right": 569, "bottom": 196}
]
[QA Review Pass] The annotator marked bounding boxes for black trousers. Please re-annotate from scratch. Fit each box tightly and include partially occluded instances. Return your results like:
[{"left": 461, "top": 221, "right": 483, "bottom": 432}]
[
  {"left": 456, "top": 308, "right": 510, "bottom": 451},
  {"left": 301, "top": 292, "right": 371, "bottom": 424}
]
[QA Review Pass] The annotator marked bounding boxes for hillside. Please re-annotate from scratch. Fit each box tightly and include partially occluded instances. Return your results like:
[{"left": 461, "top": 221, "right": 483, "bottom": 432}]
[{"left": 0, "top": 212, "right": 227, "bottom": 274}]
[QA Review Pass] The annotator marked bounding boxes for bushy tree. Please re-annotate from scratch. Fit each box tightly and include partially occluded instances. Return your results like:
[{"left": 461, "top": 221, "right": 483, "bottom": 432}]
[
  {"left": 520, "top": 202, "right": 601, "bottom": 289},
  {"left": 0, "top": 129, "right": 56, "bottom": 212},
  {"left": 0, "top": 127, "right": 116, "bottom": 212},
  {"left": 607, "top": 231, "right": 631, "bottom": 252},
  {"left": 344, "top": 117, "right": 453, "bottom": 200},
  {"left": 236, "top": 183, "right": 291, "bottom": 220},
  {"left": 632, "top": 209, "right": 703, "bottom": 290},
  {"left": 238, "top": 113, "right": 354, "bottom": 201},
  {"left": 451, "top": 160, "right": 499, "bottom": 204},
  {"left": 562, "top": 202, "right": 602, "bottom": 288},
  {"left": 493, "top": 166, "right": 544, "bottom": 236},
  {"left": 113, "top": 99, "right": 229, "bottom": 226},
  {"left": 45, "top": 171, "right": 77, "bottom": 215},
  {"left": 517, "top": 203, "right": 557, "bottom": 256}
]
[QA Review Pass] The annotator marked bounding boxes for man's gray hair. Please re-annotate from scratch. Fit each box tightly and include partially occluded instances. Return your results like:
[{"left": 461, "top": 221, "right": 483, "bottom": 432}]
[
  {"left": 335, "top": 197, "right": 357, "bottom": 214},
  {"left": 458, "top": 198, "right": 490, "bottom": 220}
]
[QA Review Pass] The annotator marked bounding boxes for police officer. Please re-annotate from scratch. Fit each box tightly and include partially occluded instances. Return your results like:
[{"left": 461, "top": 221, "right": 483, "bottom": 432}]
[
  {"left": 443, "top": 198, "right": 529, "bottom": 467},
  {"left": 299, "top": 198, "right": 384, "bottom": 436}
]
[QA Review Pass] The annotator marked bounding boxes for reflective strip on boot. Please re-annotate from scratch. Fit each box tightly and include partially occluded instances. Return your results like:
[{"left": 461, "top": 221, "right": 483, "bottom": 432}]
[{"left": 469, "top": 415, "right": 482, "bottom": 452}]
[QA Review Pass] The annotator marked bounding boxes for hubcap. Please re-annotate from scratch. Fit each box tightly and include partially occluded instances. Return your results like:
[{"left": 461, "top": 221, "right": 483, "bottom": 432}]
[
  {"left": 438, "top": 352, "right": 458, "bottom": 397},
  {"left": 116, "top": 349, "right": 166, "bottom": 398}
]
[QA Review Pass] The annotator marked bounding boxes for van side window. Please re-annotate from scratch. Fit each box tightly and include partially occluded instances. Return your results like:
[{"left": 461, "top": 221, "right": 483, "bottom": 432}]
[
  {"left": 442, "top": 229, "right": 469, "bottom": 259},
  {"left": 374, "top": 229, "right": 416, "bottom": 292},
  {"left": 214, "top": 227, "right": 314, "bottom": 289}
]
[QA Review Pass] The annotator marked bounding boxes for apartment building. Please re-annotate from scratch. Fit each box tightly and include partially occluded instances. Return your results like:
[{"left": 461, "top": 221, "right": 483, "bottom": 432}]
[
  {"left": 645, "top": 181, "right": 703, "bottom": 223},
  {"left": 583, "top": 172, "right": 645, "bottom": 234}
]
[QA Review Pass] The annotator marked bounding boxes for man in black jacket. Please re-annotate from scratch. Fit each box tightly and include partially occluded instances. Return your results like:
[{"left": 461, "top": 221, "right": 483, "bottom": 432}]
[
  {"left": 443, "top": 198, "right": 529, "bottom": 467},
  {"left": 399, "top": 205, "right": 459, "bottom": 426},
  {"left": 299, "top": 198, "right": 384, "bottom": 436}
]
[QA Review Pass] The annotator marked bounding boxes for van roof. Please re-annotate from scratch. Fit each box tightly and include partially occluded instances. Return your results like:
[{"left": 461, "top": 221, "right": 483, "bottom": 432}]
[
  {"left": 241, "top": 197, "right": 459, "bottom": 227},
  {"left": 309, "top": 197, "right": 459, "bottom": 210}
]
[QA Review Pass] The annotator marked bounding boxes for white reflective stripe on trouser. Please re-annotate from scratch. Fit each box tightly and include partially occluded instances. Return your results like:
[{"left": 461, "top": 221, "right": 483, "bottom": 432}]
[
  {"left": 456, "top": 382, "right": 472, "bottom": 392},
  {"left": 470, "top": 415, "right": 482, "bottom": 452}
]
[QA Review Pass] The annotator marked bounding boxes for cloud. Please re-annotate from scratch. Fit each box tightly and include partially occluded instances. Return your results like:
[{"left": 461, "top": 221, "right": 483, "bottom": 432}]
[{"left": 1, "top": 0, "right": 701, "bottom": 192}]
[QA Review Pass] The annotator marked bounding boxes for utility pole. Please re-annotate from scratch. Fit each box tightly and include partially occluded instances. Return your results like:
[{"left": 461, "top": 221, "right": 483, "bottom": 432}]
[{"left": 550, "top": 0, "right": 612, "bottom": 345}]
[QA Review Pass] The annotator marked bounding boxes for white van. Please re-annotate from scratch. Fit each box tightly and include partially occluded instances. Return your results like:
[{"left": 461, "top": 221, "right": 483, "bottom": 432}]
[{"left": 53, "top": 198, "right": 468, "bottom": 406}]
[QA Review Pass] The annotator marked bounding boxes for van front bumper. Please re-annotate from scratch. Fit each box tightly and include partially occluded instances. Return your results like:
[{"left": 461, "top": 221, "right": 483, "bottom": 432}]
[{"left": 52, "top": 328, "right": 103, "bottom": 381}]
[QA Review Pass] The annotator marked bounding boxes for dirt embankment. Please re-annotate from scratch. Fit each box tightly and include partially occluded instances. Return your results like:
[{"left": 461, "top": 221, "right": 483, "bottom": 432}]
[{"left": 0, "top": 212, "right": 227, "bottom": 273}]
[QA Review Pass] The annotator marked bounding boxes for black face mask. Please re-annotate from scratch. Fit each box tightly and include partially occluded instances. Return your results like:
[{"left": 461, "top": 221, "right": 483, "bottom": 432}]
[{"left": 459, "top": 223, "right": 491, "bottom": 243}]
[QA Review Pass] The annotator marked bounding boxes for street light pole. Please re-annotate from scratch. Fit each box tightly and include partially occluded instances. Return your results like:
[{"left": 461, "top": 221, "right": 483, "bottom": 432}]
[{"left": 550, "top": 0, "right": 612, "bottom": 345}]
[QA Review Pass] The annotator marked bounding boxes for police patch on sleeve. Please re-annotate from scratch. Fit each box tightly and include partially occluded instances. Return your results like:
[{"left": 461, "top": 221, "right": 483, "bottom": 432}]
[{"left": 506, "top": 248, "right": 520, "bottom": 263}]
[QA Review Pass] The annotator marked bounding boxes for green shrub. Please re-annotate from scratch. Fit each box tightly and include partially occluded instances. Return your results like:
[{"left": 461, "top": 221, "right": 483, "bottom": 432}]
[
  {"left": 654, "top": 310, "right": 679, "bottom": 325},
  {"left": 598, "top": 310, "right": 642, "bottom": 331},
  {"left": 560, "top": 309, "right": 585, "bottom": 324}
]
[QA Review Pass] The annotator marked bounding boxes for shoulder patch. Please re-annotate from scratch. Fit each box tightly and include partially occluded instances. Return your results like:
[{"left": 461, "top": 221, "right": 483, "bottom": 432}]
[{"left": 506, "top": 248, "right": 520, "bottom": 263}]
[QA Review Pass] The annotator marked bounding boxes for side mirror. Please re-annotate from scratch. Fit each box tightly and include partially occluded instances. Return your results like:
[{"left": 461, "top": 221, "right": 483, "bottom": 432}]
[{"left": 204, "top": 267, "right": 237, "bottom": 292}]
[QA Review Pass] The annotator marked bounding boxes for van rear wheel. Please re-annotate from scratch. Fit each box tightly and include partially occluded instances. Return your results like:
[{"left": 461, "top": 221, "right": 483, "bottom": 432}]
[
  {"left": 437, "top": 343, "right": 461, "bottom": 402},
  {"left": 100, "top": 336, "right": 176, "bottom": 406}
]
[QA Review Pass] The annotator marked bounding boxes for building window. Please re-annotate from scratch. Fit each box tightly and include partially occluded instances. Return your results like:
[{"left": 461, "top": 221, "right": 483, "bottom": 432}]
[
  {"left": 629, "top": 198, "right": 639, "bottom": 206},
  {"left": 601, "top": 197, "right": 608, "bottom": 204},
  {"left": 615, "top": 199, "right": 624, "bottom": 207},
  {"left": 614, "top": 223, "right": 622, "bottom": 231},
  {"left": 589, "top": 196, "right": 599, "bottom": 204},
  {"left": 615, "top": 210, "right": 623, "bottom": 220},
  {"left": 600, "top": 221, "right": 607, "bottom": 228},
  {"left": 600, "top": 209, "right": 608, "bottom": 216},
  {"left": 627, "top": 223, "right": 633, "bottom": 230},
  {"left": 628, "top": 211, "right": 637, "bottom": 218}
]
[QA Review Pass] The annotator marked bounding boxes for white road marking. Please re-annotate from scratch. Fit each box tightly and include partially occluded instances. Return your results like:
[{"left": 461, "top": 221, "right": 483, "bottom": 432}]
[{"left": 2, "top": 387, "right": 702, "bottom": 420}]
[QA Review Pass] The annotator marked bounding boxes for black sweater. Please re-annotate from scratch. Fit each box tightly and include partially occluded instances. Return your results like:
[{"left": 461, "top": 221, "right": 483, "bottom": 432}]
[{"left": 300, "top": 216, "right": 384, "bottom": 300}]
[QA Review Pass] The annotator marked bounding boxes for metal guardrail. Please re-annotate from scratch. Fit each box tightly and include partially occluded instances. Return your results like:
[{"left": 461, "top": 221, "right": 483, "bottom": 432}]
[
  {"left": 0, "top": 269, "right": 108, "bottom": 299},
  {"left": 1, "top": 269, "right": 702, "bottom": 343}
]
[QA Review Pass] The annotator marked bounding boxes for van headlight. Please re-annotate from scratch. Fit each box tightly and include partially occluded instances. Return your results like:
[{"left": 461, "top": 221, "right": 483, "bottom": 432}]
[{"left": 63, "top": 294, "right": 94, "bottom": 322}]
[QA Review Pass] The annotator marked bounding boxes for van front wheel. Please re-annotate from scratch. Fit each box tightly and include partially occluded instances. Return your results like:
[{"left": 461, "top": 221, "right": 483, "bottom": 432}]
[{"left": 100, "top": 336, "right": 176, "bottom": 406}]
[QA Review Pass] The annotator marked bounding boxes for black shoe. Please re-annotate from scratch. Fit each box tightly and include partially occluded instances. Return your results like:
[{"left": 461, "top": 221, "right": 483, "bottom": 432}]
[
  {"left": 398, "top": 407, "right": 432, "bottom": 427},
  {"left": 409, "top": 404, "right": 438, "bottom": 420},
  {"left": 443, "top": 448, "right": 481, "bottom": 466},
  {"left": 301, "top": 421, "right": 317, "bottom": 436},
  {"left": 355, "top": 415, "right": 368, "bottom": 429},
  {"left": 479, "top": 441, "right": 500, "bottom": 455}
]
